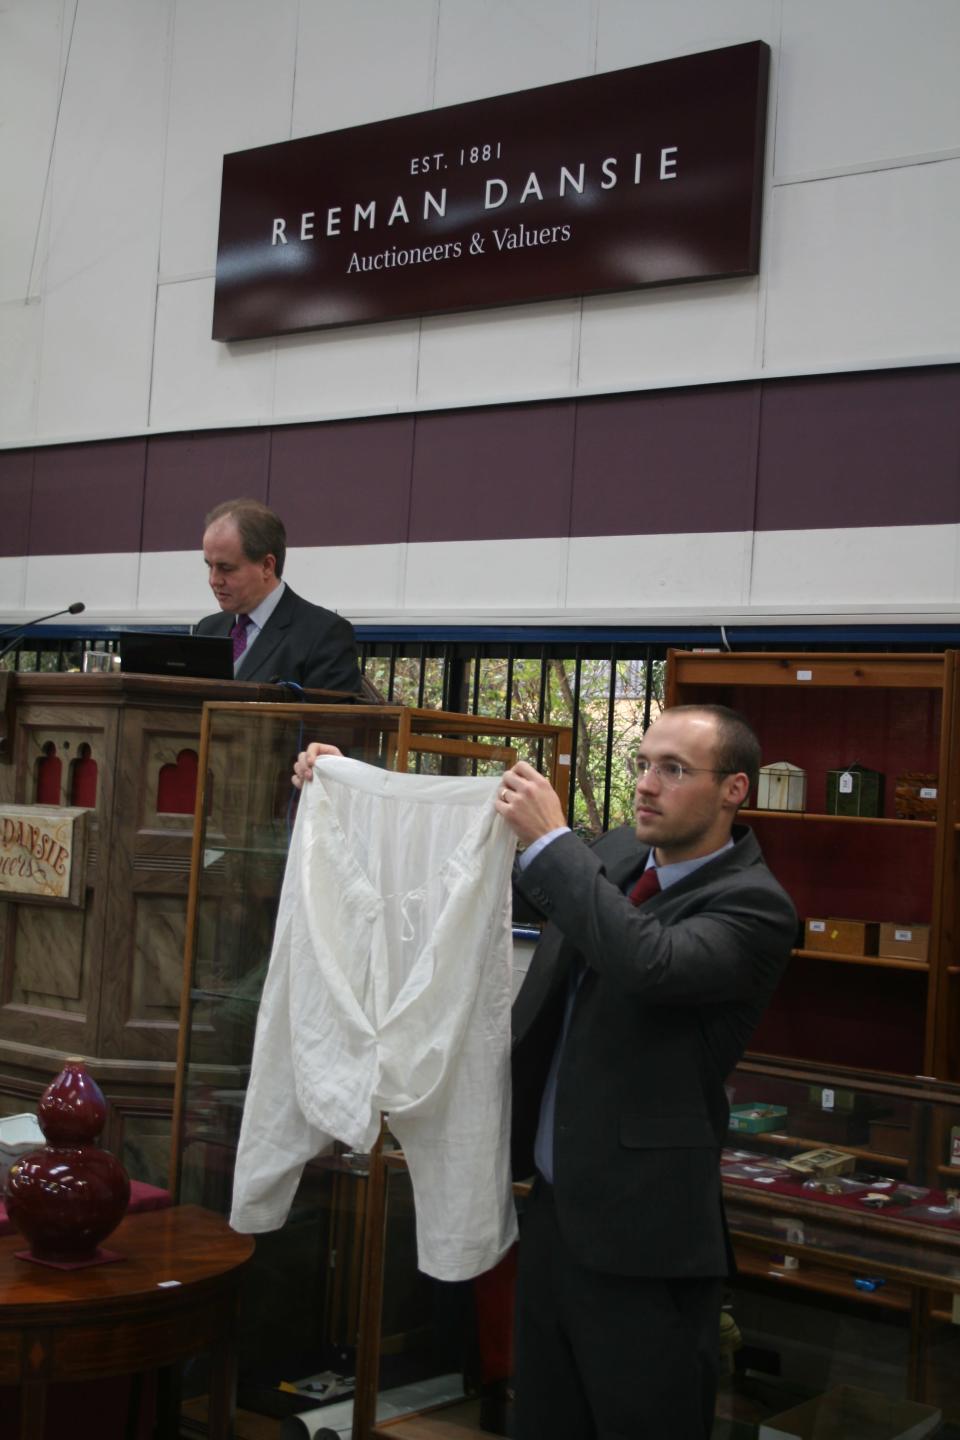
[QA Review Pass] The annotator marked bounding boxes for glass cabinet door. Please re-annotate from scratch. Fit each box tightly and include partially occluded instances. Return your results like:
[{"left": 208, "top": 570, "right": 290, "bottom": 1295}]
[{"left": 172, "top": 701, "right": 570, "bottom": 1436}]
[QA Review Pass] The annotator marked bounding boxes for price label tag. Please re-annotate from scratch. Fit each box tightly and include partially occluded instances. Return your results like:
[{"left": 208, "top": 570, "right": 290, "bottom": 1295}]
[
  {"left": 822, "top": 1088, "right": 835, "bottom": 1111},
  {"left": 796, "top": 670, "right": 812, "bottom": 681},
  {"left": 809, "top": 920, "right": 826, "bottom": 933},
  {"left": 920, "top": 787, "right": 937, "bottom": 799},
  {"left": 894, "top": 929, "right": 913, "bottom": 942},
  {"left": 839, "top": 772, "right": 853, "bottom": 794}
]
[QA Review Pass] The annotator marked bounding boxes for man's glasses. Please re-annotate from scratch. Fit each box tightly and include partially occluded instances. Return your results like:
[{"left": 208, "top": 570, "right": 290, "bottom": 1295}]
[{"left": 632, "top": 757, "right": 731, "bottom": 787}]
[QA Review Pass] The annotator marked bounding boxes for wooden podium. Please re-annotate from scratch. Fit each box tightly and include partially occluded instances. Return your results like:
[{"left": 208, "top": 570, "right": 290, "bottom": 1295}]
[{"left": 0, "top": 672, "right": 355, "bottom": 1186}]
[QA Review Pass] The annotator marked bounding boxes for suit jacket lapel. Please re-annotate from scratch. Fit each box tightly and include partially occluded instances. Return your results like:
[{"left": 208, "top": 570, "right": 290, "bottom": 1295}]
[
  {"left": 597, "top": 826, "right": 649, "bottom": 894},
  {"left": 206, "top": 612, "right": 232, "bottom": 639},
  {"left": 514, "top": 827, "right": 647, "bottom": 1038},
  {"left": 235, "top": 587, "right": 294, "bottom": 681}
]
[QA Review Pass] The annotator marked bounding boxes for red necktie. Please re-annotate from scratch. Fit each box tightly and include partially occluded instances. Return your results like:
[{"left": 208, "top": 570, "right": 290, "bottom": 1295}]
[
  {"left": 628, "top": 866, "right": 661, "bottom": 906},
  {"left": 230, "top": 613, "right": 252, "bottom": 661}
]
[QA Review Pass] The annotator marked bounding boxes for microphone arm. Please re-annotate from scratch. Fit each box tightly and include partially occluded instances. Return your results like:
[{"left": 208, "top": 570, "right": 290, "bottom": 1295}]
[{"left": 0, "top": 602, "right": 86, "bottom": 661}]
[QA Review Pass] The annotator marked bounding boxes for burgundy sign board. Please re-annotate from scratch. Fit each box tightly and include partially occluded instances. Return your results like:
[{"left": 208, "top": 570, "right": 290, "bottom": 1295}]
[{"left": 213, "top": 42, "right": 769, "bottom": 342}]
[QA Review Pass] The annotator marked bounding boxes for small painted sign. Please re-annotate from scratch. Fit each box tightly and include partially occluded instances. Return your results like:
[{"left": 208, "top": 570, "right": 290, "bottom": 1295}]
[{"left": 0, "top": 805, "right": 89, "bottom": 907}]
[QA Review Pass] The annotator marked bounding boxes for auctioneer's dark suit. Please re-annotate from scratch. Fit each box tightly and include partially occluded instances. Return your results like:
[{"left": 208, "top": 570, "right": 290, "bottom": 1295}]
[
  {"left": 511, "top": 822, "right": 796, "bottom": 1439},
  {"left": 196, "top": 585, "right": 361, "bottom": 694}
]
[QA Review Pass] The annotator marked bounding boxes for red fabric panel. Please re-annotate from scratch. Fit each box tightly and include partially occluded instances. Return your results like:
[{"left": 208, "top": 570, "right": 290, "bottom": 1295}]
[
  {"left": 69, "top": 750, "right": 98, "bottom": 808},
  {"left": 35, "top": 749, "right": 61, "bottom": 805},
  {"left": 473, "top": 1245, "right": 517, "bottom": 1383},
  {"left": 156, "top": 749, "right": 198, "bottom": 816}
]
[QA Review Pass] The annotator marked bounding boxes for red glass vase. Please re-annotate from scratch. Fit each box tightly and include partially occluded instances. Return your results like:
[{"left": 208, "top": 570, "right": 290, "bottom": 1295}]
[{"left": 4, "top": 1057, "right": 130, "bottom": 1263}]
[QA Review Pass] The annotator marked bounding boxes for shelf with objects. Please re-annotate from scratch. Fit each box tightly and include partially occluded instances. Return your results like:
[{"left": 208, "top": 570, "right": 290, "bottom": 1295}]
[
  {"left": 665, "top": 650, "right": 957, "bottom": 1081},
  {"left": 665, "top": 649, "right": 960, "bottom": 1433},
  {"left": 170, "top": 699, "right": 572, "bottom": 1439}
]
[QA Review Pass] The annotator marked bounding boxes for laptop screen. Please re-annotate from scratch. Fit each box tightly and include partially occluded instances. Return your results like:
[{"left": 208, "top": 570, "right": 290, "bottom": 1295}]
[{"left": 119, "top": 632, "right": 234, "bottom": 680}]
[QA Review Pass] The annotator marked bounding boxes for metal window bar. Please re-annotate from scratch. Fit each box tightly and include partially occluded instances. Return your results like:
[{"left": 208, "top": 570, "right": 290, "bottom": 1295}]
[
  {"left": 602, "top": 647, "right": 618, "bottom": 833},
  {"left": 567, "top": 651, "right": 583, "bottom": 829}
]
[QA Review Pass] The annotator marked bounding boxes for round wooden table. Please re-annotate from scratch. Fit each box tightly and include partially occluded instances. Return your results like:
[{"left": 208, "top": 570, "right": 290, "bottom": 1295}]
[{"left": 0, "top": 1203, "right": 254, "bottom": 1440}]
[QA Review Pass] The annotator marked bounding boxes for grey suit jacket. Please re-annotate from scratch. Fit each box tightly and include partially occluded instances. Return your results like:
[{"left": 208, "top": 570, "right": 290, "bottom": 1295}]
[
  {"left": 196, "top": 585, "right": 361, "bottom": 694},
  {"left": 512, "top": 823, "right": 796, "bottom": 1278}
]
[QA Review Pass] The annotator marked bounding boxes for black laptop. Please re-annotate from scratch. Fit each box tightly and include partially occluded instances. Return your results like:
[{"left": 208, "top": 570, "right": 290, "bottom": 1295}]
[{"left": 119, "top": 632, "right": 234, "bottom": 680}]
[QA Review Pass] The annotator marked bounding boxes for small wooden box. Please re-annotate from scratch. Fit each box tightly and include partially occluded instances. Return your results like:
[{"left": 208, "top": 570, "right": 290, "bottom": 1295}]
[
  {"left": 877, "top": 922, "right": 930, "bottom": 962},
  {"left": 825, "top": 764, "right": 883, "bottom": 818},
  {"left": 757, "top": 761, "right": 806, "bottom": 812},
  {"left": 894, "top": 772, "right": 938, "bottom": 821},
  {"left": 804, "top": 917, "right": 879, "bottom": 957},
  {"left": 784, "top": 1147, "right": 856, "bottom": 1178}
]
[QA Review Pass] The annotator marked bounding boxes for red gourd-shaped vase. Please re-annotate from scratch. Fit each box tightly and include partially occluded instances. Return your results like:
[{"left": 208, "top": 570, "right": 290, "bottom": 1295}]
[{"left": 4, "top": 1057, "right": 130, "bottom": 1262}]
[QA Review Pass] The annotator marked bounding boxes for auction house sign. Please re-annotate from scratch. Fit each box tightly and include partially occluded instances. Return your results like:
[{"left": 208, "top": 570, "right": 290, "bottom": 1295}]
[{"left": 213, "top": 41, "right": 768, "bottom": 341}]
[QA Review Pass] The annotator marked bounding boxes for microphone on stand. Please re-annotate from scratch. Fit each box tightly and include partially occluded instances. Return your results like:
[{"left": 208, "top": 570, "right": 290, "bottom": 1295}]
[{"left": 0, "top": 602, "right": 86, "bottom": 661}]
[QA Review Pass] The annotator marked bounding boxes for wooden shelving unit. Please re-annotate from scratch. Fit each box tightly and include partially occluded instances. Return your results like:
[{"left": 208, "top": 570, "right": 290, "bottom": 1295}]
[
  {"left": 666, "top": 649, "right": 957, "bottom": 1081},
  {"left": 668, "top": 649, "right": 960, "bottom": 1417}
]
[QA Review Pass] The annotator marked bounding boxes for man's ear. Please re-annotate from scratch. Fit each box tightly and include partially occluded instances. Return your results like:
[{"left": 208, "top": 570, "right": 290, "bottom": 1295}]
[
  {"left": 723, "top": 771, "right": 751, "bottom": 810},
  {"left": 263, "top": 552, "right": 278, "bottom": 579}
]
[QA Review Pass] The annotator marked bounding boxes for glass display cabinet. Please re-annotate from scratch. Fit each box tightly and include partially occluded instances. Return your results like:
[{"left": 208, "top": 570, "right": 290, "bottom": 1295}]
[
  {"left": 718, "top": 1060, "right": 960, "bottom": 1436},
  {"left": 360, "top": 1064, "right": 960, "bottom": 1439},
  {"left": 171, "top": 701, "right": 571, "bottom": 1438}
]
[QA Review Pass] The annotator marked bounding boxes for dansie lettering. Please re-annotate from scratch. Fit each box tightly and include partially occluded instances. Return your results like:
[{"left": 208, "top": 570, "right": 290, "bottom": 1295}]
[
  {"left": 0, "top": 818, "right": 69, "bottom": 876},
  {"left": 270, "top": 149, "right": 679, "bottom": 246}
]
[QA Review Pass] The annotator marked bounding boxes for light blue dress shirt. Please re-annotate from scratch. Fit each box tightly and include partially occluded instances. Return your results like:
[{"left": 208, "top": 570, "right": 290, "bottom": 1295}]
[{"left": 233, "top": 581, "right": 285, "bottom": 676}]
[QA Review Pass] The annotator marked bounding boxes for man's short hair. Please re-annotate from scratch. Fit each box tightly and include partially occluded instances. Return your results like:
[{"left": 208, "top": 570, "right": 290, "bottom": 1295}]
[
  {"left": 670, "top": 704, "right": 761, "bottom": 793},
  {"left": 204, "top": 499, "right": 286, "bottom": 578}
]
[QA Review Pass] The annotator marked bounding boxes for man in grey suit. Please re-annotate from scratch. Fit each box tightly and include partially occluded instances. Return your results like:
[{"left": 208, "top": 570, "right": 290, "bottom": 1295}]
[
  {"left": 496, "top": 705, "right": 796, "bottom": 1439},
  {"left": 196, "top": 499, "right": 361, "bottom": 694}
]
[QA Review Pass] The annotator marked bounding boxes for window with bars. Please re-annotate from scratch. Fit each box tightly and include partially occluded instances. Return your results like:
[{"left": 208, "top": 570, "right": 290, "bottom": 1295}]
[
  {"left": 359, "top": 641, "right": 666, "bottom": 838},
  {"left": 6, "top": 629, "right": 953, "bottom": 838}
]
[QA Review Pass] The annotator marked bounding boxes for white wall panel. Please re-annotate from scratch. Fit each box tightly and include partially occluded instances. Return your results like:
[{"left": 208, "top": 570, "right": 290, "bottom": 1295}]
[
  {"left": 24, "top": 552, "right": 141, "bottom": 617},
  {"left": 272, "top": 321, "right": 419, "bottom": 421},
  {"left": 288, "top": 544, "right": 407, "bottom": 617},
  {"left": 579, "top": 278, "right": 760, "bottom": 391},
  {"left": 159, "top": 0, "right": 299, "bottom": 281},
  {"left": 151, "top": 278, "right": 275, "bottom": 429},
  {"left": 404, "top": 538, "right": 568, "bottom": 612},
  {"left": 750, "top": 526, "right": 957, "bottom": 608},
  {"left": 137, "top": 550, "right": 212, "bottom": 622},
  {"left": 35, "top": 0, "right": 171, "bottom": 439},
  {"left": 567, "top": 532, "right": 752, "bottom": 611},
  {"left": 0, "top": 1, "right": 64, "bottom": 303},
  {"left": 595, "top": 0, "right": 780, "bottom": 71},
  {"left": 776, "top": 0, "right": 960, "bottom": 177},
  {"left": 0, "top": 558, "right": 27, "bottom": 612},
  {"left": 434, "top": 0, "right": 595, "bottom": 105},
  {"left": 764, "top": 160, "right": 960, "bottom": 370},
  {"left": 2, "top": 0, "right": 959, "bottom": 485},
  {"left": 293, "top": 0, "right": 438, "bottom": 136},
  {"left": 417, "top": 300, "right": 579, "bottom": 407},
  {"left": 0, "top": 302, "right": 41, "bottom": 442}
]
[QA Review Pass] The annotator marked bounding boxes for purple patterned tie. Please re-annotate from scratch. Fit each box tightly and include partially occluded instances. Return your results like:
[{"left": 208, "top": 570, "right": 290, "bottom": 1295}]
[
  {"left": 629, "top": 866, "right": 661, "bottom": 906},
  {"left": 230, "top": 613, "right": 252, "bottom": 662}
]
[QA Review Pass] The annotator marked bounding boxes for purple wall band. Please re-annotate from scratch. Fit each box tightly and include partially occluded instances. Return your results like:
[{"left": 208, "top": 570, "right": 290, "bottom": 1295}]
[{"left": 1, "top": 364, "right": 957, "bottom": 559}]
